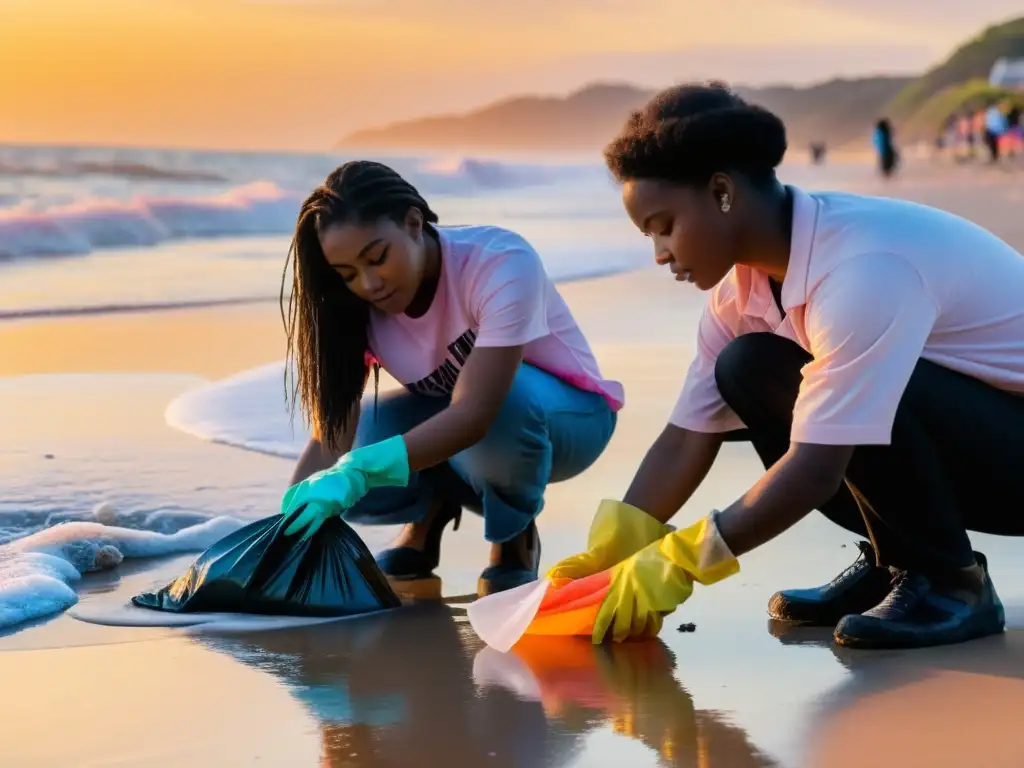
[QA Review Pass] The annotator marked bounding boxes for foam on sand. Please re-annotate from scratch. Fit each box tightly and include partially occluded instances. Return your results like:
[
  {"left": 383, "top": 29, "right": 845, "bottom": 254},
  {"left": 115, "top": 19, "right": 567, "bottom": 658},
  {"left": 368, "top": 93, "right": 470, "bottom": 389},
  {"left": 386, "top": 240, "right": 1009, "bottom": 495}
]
[
  {"left": 0, "top": 505, "right": 245, "bottom": 631},
  {"left": 165, "top": 361, "right": 310, "bottom": 460},
  {"left": 68, "top": 599, "right": 390, "bottom": 634}
]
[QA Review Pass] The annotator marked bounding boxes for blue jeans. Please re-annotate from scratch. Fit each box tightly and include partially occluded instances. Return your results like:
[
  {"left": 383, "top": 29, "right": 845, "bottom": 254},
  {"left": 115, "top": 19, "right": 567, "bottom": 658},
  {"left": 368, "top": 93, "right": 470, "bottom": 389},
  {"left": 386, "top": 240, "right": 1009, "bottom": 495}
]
[{"left": 343, "top": 364, "right": 617, "bottom": 543}]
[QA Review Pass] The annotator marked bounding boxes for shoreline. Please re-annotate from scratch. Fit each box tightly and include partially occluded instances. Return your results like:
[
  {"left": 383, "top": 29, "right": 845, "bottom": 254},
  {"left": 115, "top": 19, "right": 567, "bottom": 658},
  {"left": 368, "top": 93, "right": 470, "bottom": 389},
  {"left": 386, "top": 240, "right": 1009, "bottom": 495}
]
[{"left": 0, "top": 294, "right": 279, "bottom": 323}]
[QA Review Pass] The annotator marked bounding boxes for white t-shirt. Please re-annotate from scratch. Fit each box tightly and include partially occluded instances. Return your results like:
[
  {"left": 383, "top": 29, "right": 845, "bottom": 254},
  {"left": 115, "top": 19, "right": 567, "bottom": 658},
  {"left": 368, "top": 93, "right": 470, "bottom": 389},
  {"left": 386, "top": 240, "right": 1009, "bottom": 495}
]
[
  {"left": 367, "top": 225, "right": 624, "bottom": 410},
  {"left": 670, "top": 187, "right": 1024, "bottom": 445}
]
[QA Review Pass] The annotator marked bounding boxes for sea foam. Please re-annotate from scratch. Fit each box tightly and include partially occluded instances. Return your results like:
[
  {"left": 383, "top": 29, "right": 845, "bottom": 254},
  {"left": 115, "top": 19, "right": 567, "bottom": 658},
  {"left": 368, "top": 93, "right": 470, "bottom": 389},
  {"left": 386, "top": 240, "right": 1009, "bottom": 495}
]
[{"left": 0, "top": 503, "right": 245, "bottom": 631}]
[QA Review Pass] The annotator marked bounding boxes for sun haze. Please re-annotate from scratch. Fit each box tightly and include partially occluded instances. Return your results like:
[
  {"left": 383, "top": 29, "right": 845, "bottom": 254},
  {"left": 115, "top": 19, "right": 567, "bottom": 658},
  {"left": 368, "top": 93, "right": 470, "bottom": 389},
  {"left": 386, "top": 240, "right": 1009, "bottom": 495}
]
[{"left": 0, "top": 0, "right": 1018, "bottom": 150}]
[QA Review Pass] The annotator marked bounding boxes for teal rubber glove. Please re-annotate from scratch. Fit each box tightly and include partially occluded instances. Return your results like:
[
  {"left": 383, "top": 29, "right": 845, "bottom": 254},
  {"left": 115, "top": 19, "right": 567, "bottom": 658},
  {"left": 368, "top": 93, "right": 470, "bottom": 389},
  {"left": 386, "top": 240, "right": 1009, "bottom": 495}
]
[
  {"left": 282, "top": 436, "right": 410, "bottom": 541},
  {"left": 282, "top": 499, "right": 339, "bottom": 542}
]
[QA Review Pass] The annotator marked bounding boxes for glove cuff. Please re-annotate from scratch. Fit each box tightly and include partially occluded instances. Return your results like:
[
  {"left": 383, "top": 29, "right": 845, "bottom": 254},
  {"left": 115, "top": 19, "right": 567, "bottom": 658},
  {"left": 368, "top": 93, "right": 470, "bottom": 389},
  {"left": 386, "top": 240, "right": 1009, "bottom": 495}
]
[
  {"left": 335, "top": 435, "right": 410, "bottom": 488},
  {"left": 660, "top": 510, "right": 739, "bottom": 586},
  {"left": 374, "top": 435, "right": 410, "bottom": 487},
  {"left": 592, "top": 499, "right": 674, "bottom": 539}
]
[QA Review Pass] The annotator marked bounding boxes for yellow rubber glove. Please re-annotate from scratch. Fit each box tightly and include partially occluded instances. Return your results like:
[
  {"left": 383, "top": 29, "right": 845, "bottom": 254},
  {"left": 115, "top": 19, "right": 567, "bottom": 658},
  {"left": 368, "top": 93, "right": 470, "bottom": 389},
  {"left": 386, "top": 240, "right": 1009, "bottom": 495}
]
[
  {"left": 593, "top": 512, "right": 739, "bottom": 644},
  {"left": 546, "top": 500, "right": 674, "bottom": 582}
]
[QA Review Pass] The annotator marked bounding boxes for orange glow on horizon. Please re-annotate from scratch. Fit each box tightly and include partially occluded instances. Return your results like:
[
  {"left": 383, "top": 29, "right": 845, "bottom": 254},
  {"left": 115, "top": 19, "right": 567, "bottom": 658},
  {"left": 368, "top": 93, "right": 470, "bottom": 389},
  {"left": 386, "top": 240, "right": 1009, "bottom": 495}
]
[{"left": 0, "top": 0, "right": 999, "bottom": 151}]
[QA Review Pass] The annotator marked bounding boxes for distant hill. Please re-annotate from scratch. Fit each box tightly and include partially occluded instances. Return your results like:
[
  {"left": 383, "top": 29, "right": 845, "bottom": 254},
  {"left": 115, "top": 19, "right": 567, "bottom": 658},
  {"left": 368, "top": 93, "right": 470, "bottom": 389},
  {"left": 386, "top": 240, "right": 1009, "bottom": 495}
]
[
  {"left": 340, "top": 83, "right": 652, "bottom": 152},
  {"left": 887, "top": 17, "right": 1024, "bottom": 122},
  {"left": 736, "top": 78, "right": 913, "bottom": 148},
  {"left": 340, "top": 77, "right": 910, "bottom": 152},
  {"left": 898, "top": 79, "right": 1021, "bottom": 140},
  {"left": 339, "top": 15, "right": 1024, "bottom": 152},
  {"left": 887, "top": 16, "right": 1024, "bottom": 140}
]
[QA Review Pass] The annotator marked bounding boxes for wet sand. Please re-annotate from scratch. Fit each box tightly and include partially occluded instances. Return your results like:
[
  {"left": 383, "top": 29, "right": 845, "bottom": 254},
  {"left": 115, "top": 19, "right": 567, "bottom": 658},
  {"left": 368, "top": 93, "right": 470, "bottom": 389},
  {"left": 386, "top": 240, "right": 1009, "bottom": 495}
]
[{"left": 2, "top": 167, "right": 1024, "bottom": 766}]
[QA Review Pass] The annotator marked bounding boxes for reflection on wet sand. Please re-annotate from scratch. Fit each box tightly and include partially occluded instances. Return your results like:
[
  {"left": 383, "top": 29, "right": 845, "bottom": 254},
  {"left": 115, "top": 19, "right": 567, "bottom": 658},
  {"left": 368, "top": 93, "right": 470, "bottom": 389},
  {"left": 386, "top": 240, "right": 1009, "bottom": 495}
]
[
  {"left": 198, "top": 603, "right": 777, "bottom": 767},
  {"left": 767, "top": 617, "right": 1024, "bottom": 767},
  {"left": 477, "top": 634, "right": 780, "bottom": 767}
]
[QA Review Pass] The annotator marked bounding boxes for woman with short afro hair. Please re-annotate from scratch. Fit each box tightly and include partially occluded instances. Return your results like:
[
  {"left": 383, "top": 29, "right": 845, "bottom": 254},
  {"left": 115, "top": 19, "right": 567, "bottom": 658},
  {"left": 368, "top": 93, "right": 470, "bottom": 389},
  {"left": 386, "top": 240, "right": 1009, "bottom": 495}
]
[{"left": 549, "top": 82, "right": 1024, "bottom": 650}]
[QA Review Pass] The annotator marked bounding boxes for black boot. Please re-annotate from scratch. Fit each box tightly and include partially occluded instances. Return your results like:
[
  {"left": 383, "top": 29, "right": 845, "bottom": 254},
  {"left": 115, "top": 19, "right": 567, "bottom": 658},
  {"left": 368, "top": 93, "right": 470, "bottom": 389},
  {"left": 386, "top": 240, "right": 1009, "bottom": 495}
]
[
  {"left": 767, "top": 541, "right": 893, "bottom": 625},
  {"left": 375, "top": 502, "right": 462, "bottom": 580},
  {"left": 477, "top": 522, "right": 541, "bottom": 597},
  {"left": 834, "top": 552, "right": 1005, "bottom": 650}
]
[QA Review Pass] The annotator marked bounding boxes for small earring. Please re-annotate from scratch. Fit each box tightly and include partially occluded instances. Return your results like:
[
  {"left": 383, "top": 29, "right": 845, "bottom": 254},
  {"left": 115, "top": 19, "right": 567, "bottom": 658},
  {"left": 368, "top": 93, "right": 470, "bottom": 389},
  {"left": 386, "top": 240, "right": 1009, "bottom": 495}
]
[{"left": 720, "top": 195, "right": 731, "bottom": 213}]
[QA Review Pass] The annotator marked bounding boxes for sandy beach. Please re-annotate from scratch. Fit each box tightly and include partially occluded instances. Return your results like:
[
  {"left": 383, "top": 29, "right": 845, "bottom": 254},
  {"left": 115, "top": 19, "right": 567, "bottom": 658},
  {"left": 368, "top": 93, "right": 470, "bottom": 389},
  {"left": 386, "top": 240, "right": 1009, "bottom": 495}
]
[{"left": 3, "top": 166, "right": 1024, "bottom": 767}]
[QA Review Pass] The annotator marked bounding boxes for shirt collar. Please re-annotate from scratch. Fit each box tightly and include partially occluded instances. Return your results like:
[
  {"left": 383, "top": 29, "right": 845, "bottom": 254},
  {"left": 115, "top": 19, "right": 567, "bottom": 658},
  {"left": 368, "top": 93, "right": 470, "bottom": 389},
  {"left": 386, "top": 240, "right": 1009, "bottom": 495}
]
[
  {"left": 731, "top": 185, "right": 820, "bottom": 319},
  {"left": 780, "top": 186, "right": 820, "bottom": 310}
]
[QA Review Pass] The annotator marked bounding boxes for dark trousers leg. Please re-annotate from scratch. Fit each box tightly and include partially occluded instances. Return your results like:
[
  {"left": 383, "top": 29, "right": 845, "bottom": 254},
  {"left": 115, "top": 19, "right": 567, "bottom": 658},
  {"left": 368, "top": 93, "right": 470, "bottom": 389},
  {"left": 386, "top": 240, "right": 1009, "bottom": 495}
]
[
  {"left": 713, "top": 333, "right": 1024, "bottom": 579},
  {"left": 716, "top": 339, "right": 869, "bottom": 542}
]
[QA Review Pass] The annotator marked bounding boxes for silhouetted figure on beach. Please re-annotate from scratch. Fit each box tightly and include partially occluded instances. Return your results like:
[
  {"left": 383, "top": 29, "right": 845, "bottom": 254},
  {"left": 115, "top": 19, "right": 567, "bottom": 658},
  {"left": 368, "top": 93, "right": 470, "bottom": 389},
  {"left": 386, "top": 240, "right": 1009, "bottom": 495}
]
[
  {"left": 872, "top": 118, "right": 898, "bottom": 178},
  {"left": 1007, "top": 104, "right": 1022, "bottom": 157},
  {"left": 984, "top": 101, "right": 1008, "bottom": 163}
]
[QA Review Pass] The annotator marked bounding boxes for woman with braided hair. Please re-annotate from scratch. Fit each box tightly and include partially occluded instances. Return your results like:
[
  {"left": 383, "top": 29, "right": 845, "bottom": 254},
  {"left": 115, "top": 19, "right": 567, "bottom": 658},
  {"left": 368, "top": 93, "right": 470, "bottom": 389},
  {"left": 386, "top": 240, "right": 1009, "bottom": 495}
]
[
  {"left": 280, "top": 161, "right": 622, "bottom": 595},
  {"left": 548, "top": 83, "right": 1024, "bottom": 650}
]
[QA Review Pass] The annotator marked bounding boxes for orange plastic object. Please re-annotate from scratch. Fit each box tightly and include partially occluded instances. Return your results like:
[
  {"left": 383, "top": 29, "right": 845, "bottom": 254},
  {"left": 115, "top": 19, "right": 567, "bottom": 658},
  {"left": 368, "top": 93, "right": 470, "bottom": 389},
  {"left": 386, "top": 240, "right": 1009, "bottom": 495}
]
[
  {"left": 467, "top": 570, "right": 613, "bottom": 652},
  {"left": 524, "top": 571, "right": 611, "bottom": 637}
]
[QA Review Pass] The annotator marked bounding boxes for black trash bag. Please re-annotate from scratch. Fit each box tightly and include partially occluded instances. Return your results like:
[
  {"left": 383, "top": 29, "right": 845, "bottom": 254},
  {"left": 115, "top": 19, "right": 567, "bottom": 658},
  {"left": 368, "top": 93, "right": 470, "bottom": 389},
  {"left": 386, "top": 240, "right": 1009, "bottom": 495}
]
[{"left": 131, "top": 507, "right": 401, "bottom": 616}]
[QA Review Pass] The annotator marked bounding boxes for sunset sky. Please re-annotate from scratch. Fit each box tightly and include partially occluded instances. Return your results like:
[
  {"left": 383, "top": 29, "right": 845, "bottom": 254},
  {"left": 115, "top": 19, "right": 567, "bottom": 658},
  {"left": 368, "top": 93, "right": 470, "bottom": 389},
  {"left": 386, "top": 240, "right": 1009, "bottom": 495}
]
[{"left": 1, "top": 0, "right": 1020, "bottom": 150}]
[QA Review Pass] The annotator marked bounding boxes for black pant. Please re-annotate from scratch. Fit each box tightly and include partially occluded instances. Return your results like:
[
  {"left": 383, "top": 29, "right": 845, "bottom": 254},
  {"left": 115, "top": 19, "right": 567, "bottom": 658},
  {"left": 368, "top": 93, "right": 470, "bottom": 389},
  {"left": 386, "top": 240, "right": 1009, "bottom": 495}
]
[
  {"left": 878, "top": 147, "right": 898, "bottom": 177},
  {"left": 714, "top": 333, "right": 1024, "bottom": 578},
  {"left": 984, "top": 130, "right": 1000, "bottom": 162}
]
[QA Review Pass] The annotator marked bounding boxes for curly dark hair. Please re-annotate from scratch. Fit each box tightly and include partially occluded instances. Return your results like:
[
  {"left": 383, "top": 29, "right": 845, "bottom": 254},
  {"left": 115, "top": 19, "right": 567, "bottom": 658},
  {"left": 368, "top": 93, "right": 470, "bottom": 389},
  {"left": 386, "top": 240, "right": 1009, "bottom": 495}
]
[
  {"left": 603, "top": 82, "right": 787, "bottom": 187},
  {"left": 281, "top": 160, "right": 439, "bottom": 450}
]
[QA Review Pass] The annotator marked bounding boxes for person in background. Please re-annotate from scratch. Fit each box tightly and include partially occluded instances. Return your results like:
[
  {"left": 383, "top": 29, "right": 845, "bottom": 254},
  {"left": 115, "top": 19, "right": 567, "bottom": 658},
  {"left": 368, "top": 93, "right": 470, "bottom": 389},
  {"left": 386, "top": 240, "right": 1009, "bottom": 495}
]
[
  {"left": 935, "top": 115, "right": 957, "bottom": 160},
  {"left": 1003, "top": 102, "right": 1021, "bottom": 158},
  {"left": 280, "top": 161, "right": 621, "bottom": 595},
  {"left": 809, "top": 142, "right": 827, "bottom": 165},
  {"left": 872, "top": 118, "right": 898, "bottom": 177},
  {"left": 984, "top": 101, "right": 1007, "bottom": 163},
  {"left": 550, "top": 82, "right": 1024, "bottom": 650},
  {"left": 958, "top": 111, "right": 976, "bottom": 160}
]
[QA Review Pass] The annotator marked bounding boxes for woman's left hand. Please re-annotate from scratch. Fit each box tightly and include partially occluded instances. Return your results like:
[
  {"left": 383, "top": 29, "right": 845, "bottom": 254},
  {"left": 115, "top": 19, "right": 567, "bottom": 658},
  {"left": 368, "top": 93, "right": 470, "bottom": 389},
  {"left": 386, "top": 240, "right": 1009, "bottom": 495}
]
[{"left": 281, "top": 436, "right": 410, "bottom": 539}]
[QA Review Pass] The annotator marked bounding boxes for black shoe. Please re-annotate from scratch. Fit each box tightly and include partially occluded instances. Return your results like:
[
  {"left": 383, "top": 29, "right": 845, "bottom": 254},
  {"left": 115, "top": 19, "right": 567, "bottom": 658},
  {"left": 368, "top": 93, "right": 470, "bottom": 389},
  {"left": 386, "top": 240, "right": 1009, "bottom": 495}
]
[
  {"left": 834, "top": 554, "right": 1005, "bottom": 650},
  {"left": 767, "top": 541, "right": 892, "bottom": 625},
  {"left": 477, "top": 522, "right": 542, "bottom": 597},
  {"left": 375, "top": 503, "right": 462, "bottom": 579}
]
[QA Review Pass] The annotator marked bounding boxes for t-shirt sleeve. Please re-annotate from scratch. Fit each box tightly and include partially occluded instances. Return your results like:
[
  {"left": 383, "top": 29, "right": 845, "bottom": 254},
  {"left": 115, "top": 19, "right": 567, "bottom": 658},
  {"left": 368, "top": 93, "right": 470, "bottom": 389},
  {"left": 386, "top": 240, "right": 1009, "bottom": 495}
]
[
  {"left": 669, "top": 297, "right": 746, "bottom": 433},
  {"left": 792, "top": 253, "right": 938, "bottom": 446},
  {"left": 469, "top": 234, "right": 550, "bottom": 348}
]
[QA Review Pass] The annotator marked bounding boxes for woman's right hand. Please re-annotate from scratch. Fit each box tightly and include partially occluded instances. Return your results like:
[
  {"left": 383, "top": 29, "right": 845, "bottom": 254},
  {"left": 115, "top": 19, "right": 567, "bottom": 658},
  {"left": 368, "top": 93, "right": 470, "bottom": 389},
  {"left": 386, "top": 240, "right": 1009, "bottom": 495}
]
[{"left": 546, "top": 499, "right": 674, "bottom": 582}]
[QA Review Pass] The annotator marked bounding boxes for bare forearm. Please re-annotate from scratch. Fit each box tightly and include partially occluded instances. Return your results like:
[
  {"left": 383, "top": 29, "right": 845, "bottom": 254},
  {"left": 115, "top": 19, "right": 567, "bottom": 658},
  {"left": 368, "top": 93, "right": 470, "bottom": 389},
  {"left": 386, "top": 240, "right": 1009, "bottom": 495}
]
[
  {"left": 715, "top": 444, "right": 852, "bottom": 557},
  {"left": 289, "top": 409, "right": 358, "bottom": 485},
  {"left": 402, "top": 345, "right": 523, "bottom": 474},
  {"left": 622, "top": 426, "right": 724, "bottom": 524},
  {"left": 290, "top": 440, "right": 337, "bottom": 485},
  {"left": 402, "top": 400, "right": 489, "bottom": 473}
]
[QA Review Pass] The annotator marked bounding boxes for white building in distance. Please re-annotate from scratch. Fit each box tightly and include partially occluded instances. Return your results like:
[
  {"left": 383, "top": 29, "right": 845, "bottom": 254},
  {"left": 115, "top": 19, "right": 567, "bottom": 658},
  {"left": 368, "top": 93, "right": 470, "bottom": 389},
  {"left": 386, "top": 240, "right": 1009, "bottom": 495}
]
[{"left": 989, "top": 57, "right": 1024, "bottom": 90}]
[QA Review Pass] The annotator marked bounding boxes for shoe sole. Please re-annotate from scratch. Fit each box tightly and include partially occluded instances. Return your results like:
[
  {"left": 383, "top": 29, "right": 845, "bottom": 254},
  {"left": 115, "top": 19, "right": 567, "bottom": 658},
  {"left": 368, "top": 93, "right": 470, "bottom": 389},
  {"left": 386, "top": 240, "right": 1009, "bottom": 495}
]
[
  {"left": 477, "top": 525, "right": 542, "bottom": 597},
  {"left": 387, "top": 574, "right": 442, "bottom": 602},
  {"left": 766, "top": 610, "right": 845, "bottom": 628},
  {"left": 834, "top": 604, "right": 1006, "bottom": 650},
  {"left": 476, "top": 572, "right": 539, "bottom": 598}
]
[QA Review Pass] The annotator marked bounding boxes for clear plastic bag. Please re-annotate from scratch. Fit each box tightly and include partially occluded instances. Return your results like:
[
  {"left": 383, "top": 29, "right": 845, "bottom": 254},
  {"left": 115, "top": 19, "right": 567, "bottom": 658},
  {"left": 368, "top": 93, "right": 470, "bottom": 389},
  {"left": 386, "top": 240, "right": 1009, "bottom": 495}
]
[{"left": 467, "top": 570, "right": 612, "bottom": 652}]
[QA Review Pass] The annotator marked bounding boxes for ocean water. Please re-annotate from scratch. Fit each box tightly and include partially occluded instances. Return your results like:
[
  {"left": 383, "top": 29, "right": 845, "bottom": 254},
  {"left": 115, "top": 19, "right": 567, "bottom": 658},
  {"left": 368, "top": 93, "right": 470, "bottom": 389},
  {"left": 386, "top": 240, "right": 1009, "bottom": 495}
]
[
  {"left": 0, "top": 145, "right": 651, "bottom": 318},
  {"left": 0, "top": 143, "right": 876, "bottom": 633},
  {"left": 0, "top": 143, "right": 876, "bottom": 317}
]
